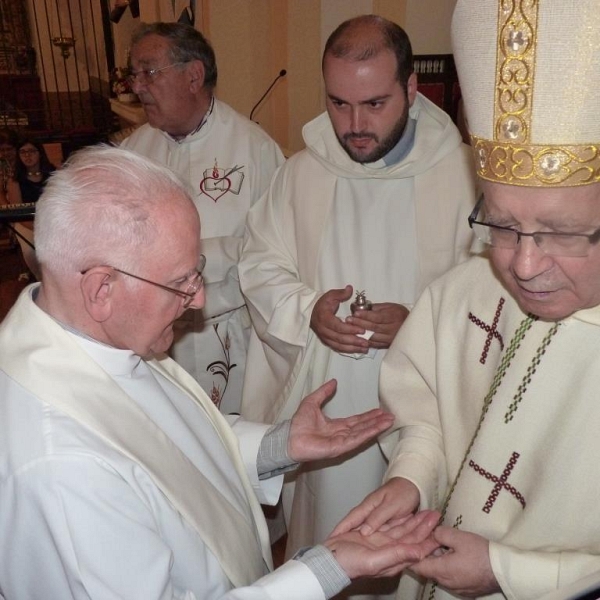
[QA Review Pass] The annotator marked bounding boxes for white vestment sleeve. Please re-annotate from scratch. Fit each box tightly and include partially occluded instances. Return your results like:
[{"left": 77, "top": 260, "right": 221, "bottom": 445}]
[
  {"left": 1, "top": 456, "right": 179, "bottom": 599},
  {"left": 490, "top": 542, "right": 600, "bottom": 600},
  {"left": 1, "top": 453, "right": 327, "bottom": 600},
  {"left": 240, "top": 168, "right": 321, "bottom": 356},
  {"left": 228, "top": 416, "right": 283, "bottom": 505},
  {"left": 222, "top": 560, "right": 326, "bottom": 600},
  {"left": 378, "top": 285, "right": 448, "bottom": 510},
  {"left": 199, "top": 236, "right": 246, "bottom": 320}
]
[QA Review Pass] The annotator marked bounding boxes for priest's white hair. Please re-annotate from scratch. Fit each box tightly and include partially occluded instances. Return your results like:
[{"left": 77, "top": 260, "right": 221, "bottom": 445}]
[{"left": 35, "top": 144, "right": 194, "bottom": 275}]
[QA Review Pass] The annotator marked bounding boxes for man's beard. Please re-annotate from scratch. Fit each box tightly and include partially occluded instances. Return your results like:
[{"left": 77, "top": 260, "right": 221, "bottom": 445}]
[{"left": 337, "top": 103, "right": 410, "bottom": 164}]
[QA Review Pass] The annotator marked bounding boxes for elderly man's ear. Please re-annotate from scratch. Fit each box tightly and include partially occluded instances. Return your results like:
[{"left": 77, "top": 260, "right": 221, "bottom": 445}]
[
  {"left": 80, "top": 268, "right": 115, "bottom": 322},
  {"left": 188, "top": 60, "right": 206, "bottom": 92}
]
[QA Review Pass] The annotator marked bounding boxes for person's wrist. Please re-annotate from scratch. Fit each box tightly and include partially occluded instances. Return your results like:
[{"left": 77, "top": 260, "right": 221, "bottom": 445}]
[{"left": 293, "top": 545, "right": 350, "bottom": 598}]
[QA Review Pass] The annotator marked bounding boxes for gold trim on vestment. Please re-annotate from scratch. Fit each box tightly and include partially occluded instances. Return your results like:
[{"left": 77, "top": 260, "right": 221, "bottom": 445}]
[
  {"left": 470, "top": 136, "right": 600, "bottom": 187},
  {"left": 494, "top": 0, "right": 539, "bottom": 145},
  {"left": 468, "top": 0, "right": 600, "bottom": 187}
]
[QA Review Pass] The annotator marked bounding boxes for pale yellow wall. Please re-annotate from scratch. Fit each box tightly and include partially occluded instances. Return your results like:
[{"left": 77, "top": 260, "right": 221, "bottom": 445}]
[
  {"left": 285, "top": 0, "right": 321, "bottom": 153},
  {"left": 112, "top": 6, "right": 138, "bottom": 68},
  {"left": 373, "top": 0, "right": 407, "bottom": 25},
  {"left": 109, "top": 0, "right": 456, "bottom": 153},
  {"left": 406, "top": 0, "right": 457, "bottom": 53},
  {"left": 207, "top": 1, "right": 287, "bottom": 143}
]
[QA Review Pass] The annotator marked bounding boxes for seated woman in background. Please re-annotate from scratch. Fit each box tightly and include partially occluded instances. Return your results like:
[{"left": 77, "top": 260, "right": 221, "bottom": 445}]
[
  {"left": 14, "top": 139, "right": 56, "bottom": 204},
  {"left": 8, "top": 139, "right": 54, "bottom": 281}
]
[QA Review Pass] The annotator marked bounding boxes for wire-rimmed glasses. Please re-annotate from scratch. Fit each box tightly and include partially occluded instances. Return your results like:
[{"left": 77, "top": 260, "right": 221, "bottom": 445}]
[
  {"left": 81, "top": 254, "right": 206, "bottom": 309},
  {"left": 468, "top": 196, "right": 600, "bottom": 258},
  {"left": 127, "top": 62, "right": 188, "bottom": 86}
]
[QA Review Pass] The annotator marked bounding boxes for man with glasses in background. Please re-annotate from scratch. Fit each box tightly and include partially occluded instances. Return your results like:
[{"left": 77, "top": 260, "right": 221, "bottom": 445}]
[
  {"left": 121, "top": 22, "right": 284, "bottom": 415},
  {"left": 333, "top": 2, "right": 600, "bottom": 599},
  {"left": 0, "top": 146, "right": 444, "bottom": 599}
]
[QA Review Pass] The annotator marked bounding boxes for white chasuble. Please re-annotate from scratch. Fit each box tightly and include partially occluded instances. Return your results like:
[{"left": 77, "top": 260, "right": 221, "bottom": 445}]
[
  {"left": 0, "top": 287, "right": 271, "bottom": 594},
  {"left": 296, "top": 175, "right": 418, "bottom": 542},
  {"left": 282, "top": 176, "right": 420, "bottom": 600},
  {"left": 241, "top": 94, "right": 477, "bottom": 428},
  {"left": 381, "top": 257, "right": 600, "bottom": 600}
]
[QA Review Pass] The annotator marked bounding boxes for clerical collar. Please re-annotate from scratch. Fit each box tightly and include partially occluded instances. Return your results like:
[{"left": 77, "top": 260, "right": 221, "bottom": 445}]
[
  {"left": 70, "top": 333, "right": 142, "bottom": 378},
  {"left": 171, "top": 96, "right": 215, "bottom": 142},
  {"left": 30, "top": 285, "right": 142, "bottom": 376},
  {"left": 381, "top": 117, "right": 417, "bottom": 166},
  {"left": 60, "top": 320, "right": 142, "bottom": 376},
  {"left": 60, "top": 323, "right": 142, "bottom": 377}
]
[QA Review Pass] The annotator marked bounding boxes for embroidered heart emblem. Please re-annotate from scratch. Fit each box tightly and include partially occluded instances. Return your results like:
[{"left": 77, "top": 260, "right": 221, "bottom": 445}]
[{"left": 200, "top": 175, "right": 232, "bottom": 202}]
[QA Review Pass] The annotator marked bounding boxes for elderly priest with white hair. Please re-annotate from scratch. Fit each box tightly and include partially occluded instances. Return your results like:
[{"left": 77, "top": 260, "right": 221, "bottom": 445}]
[{"left": 0, "top": 146, "right": 440, "bottom": 599}]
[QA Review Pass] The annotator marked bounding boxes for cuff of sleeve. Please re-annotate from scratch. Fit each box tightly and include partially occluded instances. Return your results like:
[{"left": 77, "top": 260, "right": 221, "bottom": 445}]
[
  {"left": 489, "top": 541, "right": 557, "bottom": 600},
  {"left": 236, "top": 559, "right": 326, "bottom": 600},
  {"left": 229, "top": 416, "right": 280, "bottom": 504},
  {"left": 258, "top": 420, "right": 299, "bottom": 477},
  {"left": 294, "top": 545, "right": 351, "bottom": 599},
  {"left": 384, "top": 452, "right": 441, "bottom": 510}
]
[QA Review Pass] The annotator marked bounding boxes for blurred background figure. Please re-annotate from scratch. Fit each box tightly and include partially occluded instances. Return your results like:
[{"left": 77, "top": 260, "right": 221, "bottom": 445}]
[
  {"left": 0, "top": 136, "right": 55, "bottom": 282},
  {"left": 14, "top": 139, "right": 57, "bottom": 204},
  {"left": 122, "top": 22, "right": 284, "bottom": 415}
]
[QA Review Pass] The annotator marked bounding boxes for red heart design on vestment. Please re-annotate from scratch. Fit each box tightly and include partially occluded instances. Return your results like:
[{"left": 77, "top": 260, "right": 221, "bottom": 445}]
[{"left": 199, "top": 175, "right": 232, "bottom": 202}]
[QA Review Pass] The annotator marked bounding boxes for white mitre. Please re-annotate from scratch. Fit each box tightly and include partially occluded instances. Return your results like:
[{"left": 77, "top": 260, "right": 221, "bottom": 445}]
[{"left": 452, "top": 0, "right": 600, "bottom": 187}]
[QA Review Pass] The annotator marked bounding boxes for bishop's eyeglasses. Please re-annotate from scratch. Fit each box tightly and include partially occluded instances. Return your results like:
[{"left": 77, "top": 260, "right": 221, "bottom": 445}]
[
  {"left": 81, "top": 254, "right": 206, "bottom": 309},
  {"left": 468, "top": 196, "right": 600, "bottom": 258}
]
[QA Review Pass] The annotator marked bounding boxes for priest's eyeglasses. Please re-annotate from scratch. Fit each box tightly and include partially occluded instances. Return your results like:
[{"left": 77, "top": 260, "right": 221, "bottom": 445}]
[
  {"left": 468, "top": 196, "right": 600, "bottom": 258},
  {"left": 127, "top": 62, "right": 188, "bottom": 86},
  {"left": 81, "top": 254, "right": 206, "bottom": 309}
]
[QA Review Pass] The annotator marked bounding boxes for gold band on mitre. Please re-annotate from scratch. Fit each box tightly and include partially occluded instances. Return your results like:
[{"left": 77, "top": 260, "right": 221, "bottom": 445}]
[
  {"left": 472, "top": 137, "right": 600, "bottom": 187},
  {"left": 453, "top": 0, "right": 600, "bottom": 187}
]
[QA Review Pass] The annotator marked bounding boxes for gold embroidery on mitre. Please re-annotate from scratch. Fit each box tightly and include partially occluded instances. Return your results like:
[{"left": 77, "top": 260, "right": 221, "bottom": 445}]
[
  {"left": 494, "top": 0, "right": 539, "bottom": 145},
  {"left": 471, "top": 136, "right": 600, "bottom": 187},
  {"left": 478, "top": 1, "right": 600, "bottom": 186}
]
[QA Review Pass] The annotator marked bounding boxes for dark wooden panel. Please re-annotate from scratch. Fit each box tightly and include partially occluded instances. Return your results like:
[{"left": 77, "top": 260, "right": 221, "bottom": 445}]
[
  {"left": 0, "top": 74, "right": 44, "bottom": 129},
  {"left": 414, "top": 54, "right": 460, "bottom": 123}
]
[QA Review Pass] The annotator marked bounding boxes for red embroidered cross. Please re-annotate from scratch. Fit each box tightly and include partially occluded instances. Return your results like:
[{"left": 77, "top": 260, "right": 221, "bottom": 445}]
[
  {"left": 469, "top": 451, "right": 526, "bottom": 513},
  {"left": 468, "top": 297, "right": 505, "bottom": 364}
]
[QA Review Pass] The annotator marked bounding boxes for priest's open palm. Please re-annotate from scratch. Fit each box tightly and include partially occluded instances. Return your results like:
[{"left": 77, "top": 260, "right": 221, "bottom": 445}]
[
  {"left": 325, "top": 510, "right": 441, "bottom": 580},
  {"left": 287, "top": 379, "right": 394, "bottom": 462}
]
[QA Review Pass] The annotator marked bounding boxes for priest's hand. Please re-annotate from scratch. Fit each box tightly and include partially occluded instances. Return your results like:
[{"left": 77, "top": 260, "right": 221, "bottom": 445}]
[
  {"left": 331, "top": 477, "right": 420, "bottom": 536},
  {"left": 409, "top": 527, "right": 500, "bottom": 597},
  {"left": 325, "top": 510, "right": 441, "bottom": 579},
  {"left": 346, "top": 302, "right": 410, "bottom": 349},
  {"left": 287, "top": 379, "right": 394, "bottom": 462},
  {"left": 310, "top": 285, "right": 370, "bottom": 353}
]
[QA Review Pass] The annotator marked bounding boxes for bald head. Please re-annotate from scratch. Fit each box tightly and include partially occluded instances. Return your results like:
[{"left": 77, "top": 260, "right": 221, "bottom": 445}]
[{"left": 323, "top": 15, "right": 413, "bottom": 91}]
